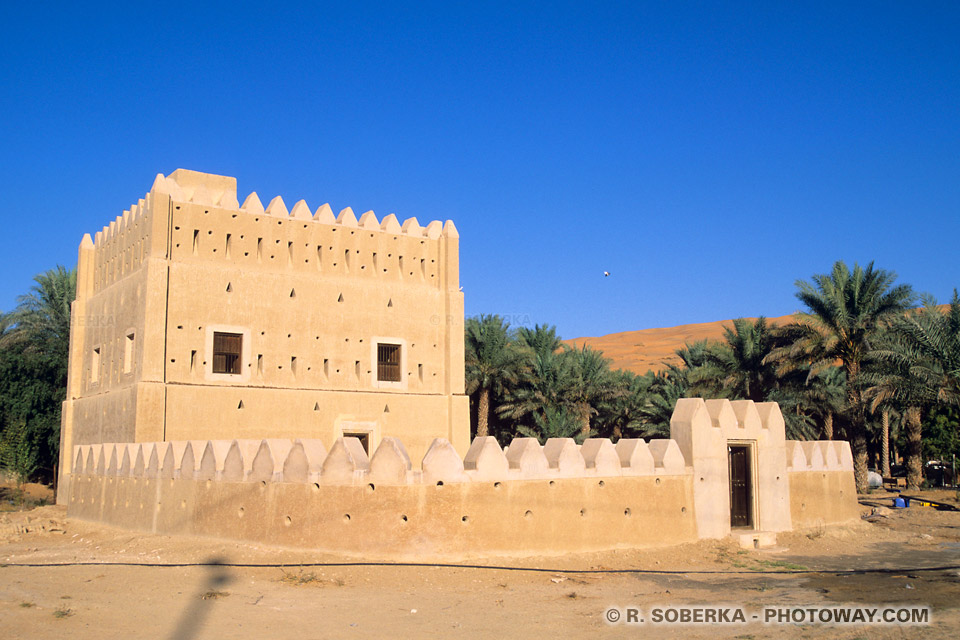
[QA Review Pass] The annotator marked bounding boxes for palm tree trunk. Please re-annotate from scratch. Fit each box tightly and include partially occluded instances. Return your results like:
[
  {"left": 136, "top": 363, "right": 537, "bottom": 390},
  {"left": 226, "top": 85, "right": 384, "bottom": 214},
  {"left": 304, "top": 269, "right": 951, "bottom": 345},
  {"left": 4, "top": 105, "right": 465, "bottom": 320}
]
[
  {"left": 851, "top": 430, "right": 869, "bottom": 494},
  {"left": 881, "top": 408, "right": 891, "bottom": 478},
  {"left": 477, "top": 387, "right": 490, "bottom": 439},
  {"left": 847, "top": 365, "right": 869, "bottom": 492},
  {"left": 824, "top": 412, "right": 833, "bottom": 440},
  {"left": 905, "top": 406, "right": 922, "bottom": 490},
  {"left": 579, "top": 404, "right": 591, "bottom": 438}
]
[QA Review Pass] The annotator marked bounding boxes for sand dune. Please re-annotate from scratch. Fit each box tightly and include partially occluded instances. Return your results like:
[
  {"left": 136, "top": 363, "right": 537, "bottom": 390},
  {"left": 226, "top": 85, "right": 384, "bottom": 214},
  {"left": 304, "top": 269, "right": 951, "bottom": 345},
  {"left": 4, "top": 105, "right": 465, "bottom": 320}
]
[{"left": 566, "top": 313, "right": 799, "bottom": 375}]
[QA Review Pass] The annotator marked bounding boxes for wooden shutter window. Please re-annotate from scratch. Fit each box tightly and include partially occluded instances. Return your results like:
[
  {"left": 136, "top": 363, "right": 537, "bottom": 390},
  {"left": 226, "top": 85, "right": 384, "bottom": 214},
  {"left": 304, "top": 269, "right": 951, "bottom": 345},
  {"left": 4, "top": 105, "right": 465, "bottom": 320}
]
[
  {"left": 377, "top": 343, "right": 401, "bottom": 382},
  {"left": 213, "top": 332, "right": 243, "bottom": 375}
]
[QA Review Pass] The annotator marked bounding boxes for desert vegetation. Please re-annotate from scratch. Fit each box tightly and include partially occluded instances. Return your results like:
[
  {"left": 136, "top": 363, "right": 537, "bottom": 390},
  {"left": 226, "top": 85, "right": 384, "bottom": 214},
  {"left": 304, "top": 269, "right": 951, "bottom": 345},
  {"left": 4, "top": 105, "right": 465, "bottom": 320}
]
[
  {"left": 0, "top": 267, "right": 74, "bottom": 496},
  {"left": 466, "top": 261, "right": 960, "bottom": 492}
]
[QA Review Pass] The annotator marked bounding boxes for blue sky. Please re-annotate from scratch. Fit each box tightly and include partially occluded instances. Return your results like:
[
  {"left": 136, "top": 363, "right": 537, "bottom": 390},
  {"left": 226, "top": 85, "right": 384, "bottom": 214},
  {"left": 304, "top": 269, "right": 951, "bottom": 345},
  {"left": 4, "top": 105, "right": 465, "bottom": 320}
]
[{"left": 1, "top": 1, "right": 958, "bottom": 339}]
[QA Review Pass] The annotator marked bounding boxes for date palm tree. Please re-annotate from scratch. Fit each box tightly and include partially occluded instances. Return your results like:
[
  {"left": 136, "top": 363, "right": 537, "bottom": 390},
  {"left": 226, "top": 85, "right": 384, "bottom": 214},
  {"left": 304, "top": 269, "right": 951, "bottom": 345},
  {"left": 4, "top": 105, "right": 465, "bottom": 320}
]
[
  {"left": 562, "top": 344, "right": 615, "bottom": 437},
  {"left": 464, "top": 315, "right": 527, "bottom": 439},
  {"left": 639, "top": 370, "right": 685, "bottom": 438},
  {"left": 498, "top": 331, "right": 568, "bottom": 431},
  {"left": 868, "top": 293, "right": 960, "bottom": 488},
  {"left": 769, "top": 261, "right": 915, "bottom": 491},
  {"left": 0, "top": 266, "right": 76, "bottom": 363},
  {"left": 705, "top": 317, "right": 780, "bottom": 403},
  {"left": 594, "top": 369, "right": 654, "bottom": 439},
  {"left": 516, "top": 405, "right": 583, "bottom": 444},
  {"left": 667, "top": 340, "right": 725, "bottom": 399},
  {"left": 517, "top": 324, "right": 563, "bottom": 358}
]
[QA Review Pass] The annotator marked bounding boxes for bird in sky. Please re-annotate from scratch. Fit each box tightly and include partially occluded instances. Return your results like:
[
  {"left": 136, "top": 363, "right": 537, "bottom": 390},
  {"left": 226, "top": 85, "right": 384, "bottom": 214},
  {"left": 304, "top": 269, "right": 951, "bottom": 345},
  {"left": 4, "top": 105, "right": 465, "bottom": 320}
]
[{"left": 603, "top": 271, "right": 610, "bottom": 277}]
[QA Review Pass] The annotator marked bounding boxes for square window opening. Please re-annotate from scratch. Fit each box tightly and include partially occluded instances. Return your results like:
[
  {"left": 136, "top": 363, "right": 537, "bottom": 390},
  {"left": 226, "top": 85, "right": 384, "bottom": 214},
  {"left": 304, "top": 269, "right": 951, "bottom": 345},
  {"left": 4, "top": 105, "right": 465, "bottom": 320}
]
[
  {"left": 213, "top": 332, "right": 243, "bottom": 375},
  {"left": 344, "top": 432, "right": 370, "bottom": 454},
  {"left": 377, "top": 343, "right": 401, "bottom": 382}
]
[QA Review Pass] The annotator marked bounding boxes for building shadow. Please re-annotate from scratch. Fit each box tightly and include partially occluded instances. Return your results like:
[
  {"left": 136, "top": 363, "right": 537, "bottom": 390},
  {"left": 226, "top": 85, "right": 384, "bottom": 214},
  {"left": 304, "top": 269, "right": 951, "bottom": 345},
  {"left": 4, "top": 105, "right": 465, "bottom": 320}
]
[{"left": 168, "top": 556, "right": 233, "bottom": 640}]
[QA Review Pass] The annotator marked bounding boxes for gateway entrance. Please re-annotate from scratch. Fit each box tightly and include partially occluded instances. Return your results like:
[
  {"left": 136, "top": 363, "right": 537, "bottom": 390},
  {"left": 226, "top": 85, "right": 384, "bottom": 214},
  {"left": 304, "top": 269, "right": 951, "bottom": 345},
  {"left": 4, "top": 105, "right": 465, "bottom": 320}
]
[{"left": 728, "top": 444, "right": 754, "bottom": 529}]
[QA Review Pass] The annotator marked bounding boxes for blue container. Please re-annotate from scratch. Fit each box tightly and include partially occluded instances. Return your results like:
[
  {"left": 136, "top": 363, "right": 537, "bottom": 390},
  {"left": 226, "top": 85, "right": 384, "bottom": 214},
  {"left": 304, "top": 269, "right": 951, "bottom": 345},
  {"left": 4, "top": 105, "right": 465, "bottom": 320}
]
[{"left": 893, "top": 497, "right": 906, "bottom": 508}]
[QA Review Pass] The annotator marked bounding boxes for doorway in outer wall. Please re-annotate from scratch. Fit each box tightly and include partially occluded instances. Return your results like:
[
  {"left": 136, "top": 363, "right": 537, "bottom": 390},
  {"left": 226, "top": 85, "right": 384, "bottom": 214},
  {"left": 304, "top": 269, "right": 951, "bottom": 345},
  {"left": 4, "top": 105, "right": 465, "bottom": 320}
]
[
  {"left": 728, "top": 443, "right": 754, "bottom": 529},
  {"left": 343, "top": 432, "right": 370, "bottom": 454}
]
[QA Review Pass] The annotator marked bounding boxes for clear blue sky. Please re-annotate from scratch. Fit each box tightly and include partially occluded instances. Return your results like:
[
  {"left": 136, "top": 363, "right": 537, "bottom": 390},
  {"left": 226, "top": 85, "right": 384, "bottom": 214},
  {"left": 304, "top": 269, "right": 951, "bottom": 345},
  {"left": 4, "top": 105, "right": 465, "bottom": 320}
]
[{"left": 2, "top": 1, "right": 958, "bottom": 339}]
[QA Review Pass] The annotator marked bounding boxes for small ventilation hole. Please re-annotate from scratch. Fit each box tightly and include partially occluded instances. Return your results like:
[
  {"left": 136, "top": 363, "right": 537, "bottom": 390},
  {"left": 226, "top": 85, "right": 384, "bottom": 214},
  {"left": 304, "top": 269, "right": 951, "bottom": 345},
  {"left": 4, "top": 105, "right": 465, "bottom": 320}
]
[
  {"left": 290, "top": 288, "right": 296, "bottom": 298},
  {"left": 337, "top": 293, "right": 343, "bottom": 303},
  {"left": 314, "top": 402, "right": 320, "bottom": 411},
  {"left": 384, "top": 404, "right": 390, "bottom": 413},
  {"left": 225, "top": 282, "right": 232, "bottom": 292},
  {"left": 237, "top": 400, "right": 244, "bottom": 409},
  {"left": 387, "top": 298, "right": 393, "bottom": 308}
]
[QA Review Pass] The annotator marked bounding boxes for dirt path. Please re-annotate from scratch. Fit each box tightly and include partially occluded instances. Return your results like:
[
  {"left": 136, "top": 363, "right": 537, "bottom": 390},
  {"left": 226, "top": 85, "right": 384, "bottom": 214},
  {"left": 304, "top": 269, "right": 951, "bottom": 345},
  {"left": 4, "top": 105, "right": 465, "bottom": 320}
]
[{"left": 1, "top": 491, "right": 958, "bottom": 639}]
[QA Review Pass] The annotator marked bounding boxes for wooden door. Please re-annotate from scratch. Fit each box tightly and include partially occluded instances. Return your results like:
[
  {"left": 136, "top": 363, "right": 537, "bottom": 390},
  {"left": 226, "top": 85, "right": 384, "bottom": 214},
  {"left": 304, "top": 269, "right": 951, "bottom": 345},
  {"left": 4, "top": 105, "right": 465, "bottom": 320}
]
[{"left": 728, "top": 445, "right": 753, "bottom": 528}]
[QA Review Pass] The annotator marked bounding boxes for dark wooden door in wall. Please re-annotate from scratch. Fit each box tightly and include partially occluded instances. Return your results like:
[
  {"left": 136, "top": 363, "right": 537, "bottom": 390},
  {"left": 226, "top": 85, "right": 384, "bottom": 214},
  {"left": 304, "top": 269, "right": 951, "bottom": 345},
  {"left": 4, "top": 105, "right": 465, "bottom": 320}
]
[{"left": 728, "top": 445, "right": 753, "bottom": 528}]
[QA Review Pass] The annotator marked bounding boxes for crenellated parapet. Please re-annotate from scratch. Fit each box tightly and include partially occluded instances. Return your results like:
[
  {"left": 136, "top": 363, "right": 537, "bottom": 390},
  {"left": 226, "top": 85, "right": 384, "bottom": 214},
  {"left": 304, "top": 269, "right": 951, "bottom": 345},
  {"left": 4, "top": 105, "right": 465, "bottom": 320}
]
[
  {"left": 148, "top": 167, "right": 458, "bottom": 242},
  {"left": 68, "top": 434, "right": 699, "bottom": 559},
  {"left": 65, "top": 399, "right": 860, "bottom": 558},
  {"left": 147, "top": 169, "right": 459, "bottom": 291},
  {"left": 87, "top": 192, "right": 157, "bottom": 295},
  {"left": 72, "top": 434, "right": 691, "bottom": 487},
  {"left": 785, "top": 440, "right": 853, "bottom": 472},
  {"left": 82, "top": 169, "right": 460, "bottom": 297}
]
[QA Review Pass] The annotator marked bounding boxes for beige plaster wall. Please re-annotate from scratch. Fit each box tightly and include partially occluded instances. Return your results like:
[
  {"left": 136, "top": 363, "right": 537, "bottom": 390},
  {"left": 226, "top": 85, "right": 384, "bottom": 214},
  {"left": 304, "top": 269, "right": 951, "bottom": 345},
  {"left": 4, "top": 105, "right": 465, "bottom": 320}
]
[
  {"left": 67, "top": 435, "right": 698, "bottom": 558},
  {"left": 785, "top": 438, "right": 859, "bottom": 528},
  {"left": 58, "top": 170, "right": 468, "bottom": 503},
  {"left": 68, "top": 474, "right": 697, "bottom": 559},
  {"left": 162, "top": 386, "right": 468, "bottom": 461},
  {"left": 788, "top": 471, "right": 860, "bottom": 528}
]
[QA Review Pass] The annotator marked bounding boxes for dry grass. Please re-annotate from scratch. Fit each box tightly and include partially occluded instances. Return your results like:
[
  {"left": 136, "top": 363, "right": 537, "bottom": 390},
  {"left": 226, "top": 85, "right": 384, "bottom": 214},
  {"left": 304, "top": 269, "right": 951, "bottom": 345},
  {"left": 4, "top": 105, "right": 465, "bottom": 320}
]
[{"left": 278, "top": 567, "right": 345, "bottom": 587}]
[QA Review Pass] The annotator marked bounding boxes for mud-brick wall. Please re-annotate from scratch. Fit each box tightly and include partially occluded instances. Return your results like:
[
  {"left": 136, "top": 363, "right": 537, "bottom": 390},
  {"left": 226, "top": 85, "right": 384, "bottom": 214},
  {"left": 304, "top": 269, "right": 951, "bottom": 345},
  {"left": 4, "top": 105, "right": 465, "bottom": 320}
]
[
  {"left": 68, "top": 473, "right": 698, "bottom": 559},
  {"left": 788, "top": 470, "right": 859, "bottom": 528}
]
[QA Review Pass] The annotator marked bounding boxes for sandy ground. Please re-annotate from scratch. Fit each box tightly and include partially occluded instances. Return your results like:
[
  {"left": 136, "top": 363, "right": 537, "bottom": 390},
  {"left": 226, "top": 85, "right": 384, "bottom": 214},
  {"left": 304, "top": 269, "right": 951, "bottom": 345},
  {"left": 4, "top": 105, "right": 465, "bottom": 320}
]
[{"left": 1, "top": 489, "right": 958, "bottom": 639}]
